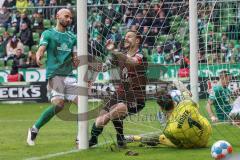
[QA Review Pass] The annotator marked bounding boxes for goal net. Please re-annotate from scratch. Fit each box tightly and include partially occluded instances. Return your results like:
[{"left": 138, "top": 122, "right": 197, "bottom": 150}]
[{"left": 87, "top": 0, "right": 240, "bottom": 149}]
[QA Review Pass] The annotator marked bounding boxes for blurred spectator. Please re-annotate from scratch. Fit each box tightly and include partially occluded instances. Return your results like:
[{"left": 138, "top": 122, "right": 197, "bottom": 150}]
[
  {"left": 45, "top": 0, "right": 58, "bottom": 19},
  {"left": 164, "top": 52, "right": 174, "bottom": 64},
  {"left": 129, "top": 0, "right": 139, "bottom": 15},
  {"left": 151, "top": 45, "right": 165, "bottom": 64},
  {"left": 123, "top": 8, "right": 133, "bottom": 28},
  {"left": 153, "top": 10, "right": 170, "bottom": 34},
  {"left": 27, "top": 0, "right": 35, "bottom": 15},
  {"left": 90, "top": 0, "right": 104, "bottom": 5},
  {"left": 9, "top": 48, "right": 27, "bottom": 68},
  {"left": 178, "top": 58, "right": 189, "bottom": 78},
  {"left": 151, "top": 27, "right": 159, "bottom": 41},
  {"left": 198, "top": 51, "right": 207, "bottom": 63},
  {"left": 153, "top": 3, "right": 161, "bottom": 15},
  {"left": 131, "top": 13, "right": 147, "bottom": 32},
  {"left": 2, "top": 32, "right": 10, "bottom": 64},
  {"left": 221, "top": 33, "right": 228, "bottom": 55},
  {"left": 3, "top": 0, "right": 16, "bottom": 10},
  {"left": 103, "top": 3, "right": 116, "bottom": 24},
  {"left": 211, "top": 52, "right": 222, "bottom": 64},
  {"left": 88, "top": 8, "right": 97, "bottom": 24},
  {"left": 10, "top": 19, "right": 19, "bottom": 34},
  {"left": 172, "top": 49, "right": 180, "bottom": 63},
  {"left": 0, "top": 7, "right": 11, "bottom": 28},
  {"left": 7, "top": 66, "right": 24, "bottom": 82},
  {"left": 102, "top": 18, "right": 112, "bottom": 39},
  {"left": 19, "top": 12, "right": 32, "bottom": 29},
  {"left": 25, "top": 51, "right": 39, "bottom": 68},
  {"left": 206, "top": 31, "right": 214, "bottom": 52},
  {"left": 130, "top": 25, "right": 138, "bottom": 32},
  {"left": 142, "top": 26, "right": 155, "bottom": 47},
  {"left": 31, "top": 12, "right": 44, "bottom": 33},
  {"left": 89, "top": 35, "right": 104, "bottom": 59},
  {"left": 19, "top": 22, "right": 34, "bottom": 48},
  {"left": 3, "top": 31, "right": 11, "bottom": 46},
  {"left": 0, "top": 36, "right": 5, "bottom": 59},
  {"left": 225, "top": 41, "right": 235, "bottom": 63},
  {"left": 90, "top": 22, "right": 101, "bottom": 41},
  {"left": 16, "top": 0, "right": 29, "bottom": 14},
  {"left": 142, "top": 8, "right": 154, "bottom": 27},
  {"left": 232, "top": 44, "right": 240, "bottom": 63},
  {"left": 106, "top": 26, "right": 122, "bottom": 50},
  {"left": 169, "top": 4, "right": 179, "bottom": 16},
  {"left": 35, "top": 0, "right": 46, "bottom": 18},
  {"left": 6, "top": 36, "right": 24, "bottom": 57},
  {"left": 95, "top": 11, "right": 103, "bottom": 26},
  {"left": 114, "top": 0, "right": 126, "bottom": 23}
]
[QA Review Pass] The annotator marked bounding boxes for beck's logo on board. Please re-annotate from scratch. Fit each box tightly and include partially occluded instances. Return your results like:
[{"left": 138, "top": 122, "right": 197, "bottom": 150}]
[
  {"left": 0, "top": 86, "right": 41, "bottom": 99},
  {"left": 0, "top": 82, "right": 48, "bottom": 102}
]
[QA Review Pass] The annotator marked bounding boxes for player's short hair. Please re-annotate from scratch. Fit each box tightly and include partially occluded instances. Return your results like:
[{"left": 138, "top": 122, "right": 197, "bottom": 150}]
[{"left": 156, "top": 90, "right": 174, "bottom": 111}]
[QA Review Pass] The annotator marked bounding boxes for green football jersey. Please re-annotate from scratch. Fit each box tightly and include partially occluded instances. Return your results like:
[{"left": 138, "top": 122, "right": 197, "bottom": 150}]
[
  {"left": 209, "top": 84, "right": 232, "bottom": 120},
  {"left": 39, "top": 28, "right": 77, "bottom": 79}
]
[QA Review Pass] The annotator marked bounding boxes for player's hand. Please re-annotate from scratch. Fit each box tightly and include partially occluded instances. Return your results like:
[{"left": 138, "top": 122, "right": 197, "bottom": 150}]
[
  {"left": 36, "top": 54, "right": 43, "bottom": 66},
  {"left": 72, "top": 54, "right": 80, "bottom": 68},
  {"left": 106, "top": 39, "right": 115, "bottom": 51},
  {"left": 211, "top": 116, "right": 218, "bottom": 122}
]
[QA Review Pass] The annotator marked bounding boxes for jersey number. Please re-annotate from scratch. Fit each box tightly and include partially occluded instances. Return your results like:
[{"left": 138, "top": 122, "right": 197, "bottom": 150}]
[{"left": 187, "top": 117, "right": 202, "bottom": 130}]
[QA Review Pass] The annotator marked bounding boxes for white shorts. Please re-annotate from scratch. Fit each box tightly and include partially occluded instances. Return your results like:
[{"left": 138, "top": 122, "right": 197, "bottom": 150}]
[
  {"left": 229, "top": 96, "right": 240, "bottom": 119},
  {"left": 47, "top": 76, "right": 78, "bottom": 102}
]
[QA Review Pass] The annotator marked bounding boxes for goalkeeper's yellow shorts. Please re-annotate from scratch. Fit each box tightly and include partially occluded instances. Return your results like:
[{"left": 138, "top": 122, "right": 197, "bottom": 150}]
[{"left": 163, "top": 99, "right": 212, "bottom": 148}]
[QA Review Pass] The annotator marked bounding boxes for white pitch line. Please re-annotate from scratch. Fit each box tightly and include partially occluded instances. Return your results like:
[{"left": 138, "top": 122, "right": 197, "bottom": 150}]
[
  {"left": 0, "top": 120, "right": 62, "bottom": 122},
  {"left": 24, "top": 149, "right": 79, "bottom": 160},
  {"left": 23, "top": 131, "right": 160, "bottom": 160},
  {"left": 24, "top": 141, "right": 111, "bottom": 160}
]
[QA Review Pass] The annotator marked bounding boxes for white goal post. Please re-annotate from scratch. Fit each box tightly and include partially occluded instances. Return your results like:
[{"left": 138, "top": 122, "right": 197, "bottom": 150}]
[
  {"left": 189, "top": 0, "right": 199, "bottom": 103},
  {"left": 77, "top": 0, "right": 89, "bottom": 150}
]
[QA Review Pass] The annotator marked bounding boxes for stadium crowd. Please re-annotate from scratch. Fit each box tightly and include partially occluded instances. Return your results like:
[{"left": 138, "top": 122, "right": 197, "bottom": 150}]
[{"left": 0, "top": 0, "right": 239, "bottom": 70}]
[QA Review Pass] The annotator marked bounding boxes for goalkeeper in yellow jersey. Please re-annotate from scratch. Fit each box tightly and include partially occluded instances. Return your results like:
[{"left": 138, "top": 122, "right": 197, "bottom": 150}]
[{"left": 126, "top": 81, "right": 212, "bottom": 148}]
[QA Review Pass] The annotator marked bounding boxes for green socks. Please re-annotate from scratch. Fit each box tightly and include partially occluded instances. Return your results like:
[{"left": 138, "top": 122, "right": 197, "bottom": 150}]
[{"left": 34, "top": 105, "right": 60, "bottom": 130}]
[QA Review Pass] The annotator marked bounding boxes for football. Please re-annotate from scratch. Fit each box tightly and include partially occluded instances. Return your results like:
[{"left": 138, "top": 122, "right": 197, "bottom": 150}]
[
  {"left": 169, "top": 90, "right": 182, "bottom": 103},
  {"left": 211, "top": 140, "right": 233, "bottom": 160}
]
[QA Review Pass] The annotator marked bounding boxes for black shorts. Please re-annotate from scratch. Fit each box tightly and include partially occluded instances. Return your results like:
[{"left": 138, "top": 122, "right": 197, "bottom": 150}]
[{"left": 102, "top": 93, "right": 145, "bottom": 115}]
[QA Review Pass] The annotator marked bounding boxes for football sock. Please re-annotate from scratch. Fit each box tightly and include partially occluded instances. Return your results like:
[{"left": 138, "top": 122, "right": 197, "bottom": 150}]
[
  {"left": 34, "top": 105, "right": 62, "bottom": 130},
  {"left": 89, "top": 123, "right": 103, "bottom": 146},
  {"left": 112, "top": 119, "right": 125, "bottom": 146}
]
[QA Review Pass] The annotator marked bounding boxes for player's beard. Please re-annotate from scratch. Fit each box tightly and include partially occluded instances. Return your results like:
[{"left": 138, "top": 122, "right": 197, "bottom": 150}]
[{"left": 59, "top": 19, "right": 70, "bottom": 28}]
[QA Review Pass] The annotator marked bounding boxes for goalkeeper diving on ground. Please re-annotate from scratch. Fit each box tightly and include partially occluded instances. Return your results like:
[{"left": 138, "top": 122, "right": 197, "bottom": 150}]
[{"left": 125, "top": 80, "right": 212, "bottom": 148}]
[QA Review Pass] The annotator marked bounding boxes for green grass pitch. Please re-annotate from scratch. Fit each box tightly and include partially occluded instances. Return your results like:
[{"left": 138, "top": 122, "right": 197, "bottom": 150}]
[{"left": 0, "top": 100, "right": 240, "bottom": 160}]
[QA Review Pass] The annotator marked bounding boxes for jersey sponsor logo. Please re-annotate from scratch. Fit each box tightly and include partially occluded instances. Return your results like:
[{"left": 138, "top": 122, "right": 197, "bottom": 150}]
[
  {"left": 177, "top": 110, "right": 190, "bottom": 129},
  {"left": 57, "top": 43, "right": 72, "bottom": 52}
]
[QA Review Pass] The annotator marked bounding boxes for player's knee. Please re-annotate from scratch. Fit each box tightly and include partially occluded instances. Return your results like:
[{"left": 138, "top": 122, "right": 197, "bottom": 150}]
[
  {"left": 118, "top": 102, "right": 127, "bottom": 107},
  {"left": 96, "top": 116, "right": 109, "bottom": 127},
  {"left": 110, "top": 108, "right": 127, "bottom": 120},
  {"left": 95, "top": 119, "right": 105, "bottom": 128},
  {"left": 52, "top": 99, "right": 65, "bottom": 109},
  {"left": 116, "top": 103, "right": 128, "bottom": 113}
]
